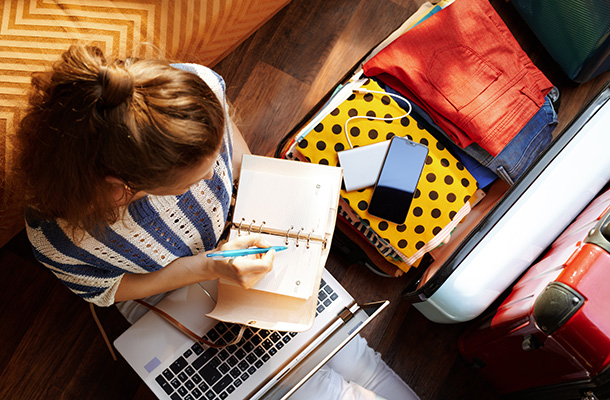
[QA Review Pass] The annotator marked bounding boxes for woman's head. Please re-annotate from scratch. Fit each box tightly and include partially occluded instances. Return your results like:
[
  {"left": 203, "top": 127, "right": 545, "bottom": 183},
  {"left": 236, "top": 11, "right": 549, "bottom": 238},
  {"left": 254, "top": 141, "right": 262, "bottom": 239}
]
[{"left": 17, "top": 45, "right": 225, "bottom": 232}]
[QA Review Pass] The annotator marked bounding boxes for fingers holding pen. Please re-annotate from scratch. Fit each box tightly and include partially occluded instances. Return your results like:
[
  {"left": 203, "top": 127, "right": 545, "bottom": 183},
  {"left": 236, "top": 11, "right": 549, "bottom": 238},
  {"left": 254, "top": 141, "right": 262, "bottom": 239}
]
[
  {"left": 219, "top": 234, "right": 270, "bottom": 251},
  {"left": 208, "top": 234, "right": 276, "bottom": 288},
  {"left": 230, "top": 248, "right": 275, "bottom": 288}
]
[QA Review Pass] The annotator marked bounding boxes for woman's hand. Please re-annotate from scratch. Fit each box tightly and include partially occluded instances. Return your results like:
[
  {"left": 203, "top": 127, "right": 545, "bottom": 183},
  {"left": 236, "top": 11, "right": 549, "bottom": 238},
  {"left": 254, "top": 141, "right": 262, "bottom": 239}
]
[
  {"left": 207, "top": 234, "right": 275, "bottom": 288},
  {"left": 114, "top": 234, "right": 275, "bottom": 302}
]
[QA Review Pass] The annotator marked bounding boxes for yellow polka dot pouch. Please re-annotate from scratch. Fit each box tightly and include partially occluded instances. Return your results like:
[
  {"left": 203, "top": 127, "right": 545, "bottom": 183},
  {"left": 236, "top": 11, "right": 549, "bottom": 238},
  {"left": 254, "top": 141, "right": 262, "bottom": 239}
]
[{"left": 295, "top": 78, "right": 479, "bottom": 272}]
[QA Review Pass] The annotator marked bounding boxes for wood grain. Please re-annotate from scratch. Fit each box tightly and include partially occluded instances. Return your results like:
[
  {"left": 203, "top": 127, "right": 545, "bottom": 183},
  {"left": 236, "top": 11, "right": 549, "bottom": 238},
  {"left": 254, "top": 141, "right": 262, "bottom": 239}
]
[{"left": 1, "top": 0, "right": 609, "bottom": 399}]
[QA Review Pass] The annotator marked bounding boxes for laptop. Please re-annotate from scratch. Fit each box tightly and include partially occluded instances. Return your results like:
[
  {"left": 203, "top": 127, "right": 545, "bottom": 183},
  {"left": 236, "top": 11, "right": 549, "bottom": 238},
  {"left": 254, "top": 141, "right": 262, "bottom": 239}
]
[{"left": 114, "top": 269, "right": 388, "bottom": 400}]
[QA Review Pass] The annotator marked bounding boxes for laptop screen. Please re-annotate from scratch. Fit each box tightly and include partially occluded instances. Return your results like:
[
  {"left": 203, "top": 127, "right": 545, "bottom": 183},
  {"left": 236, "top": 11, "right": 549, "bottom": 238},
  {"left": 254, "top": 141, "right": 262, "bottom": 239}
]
[{"left": 256, "top": 301, "right": 389, "bottom": 400}]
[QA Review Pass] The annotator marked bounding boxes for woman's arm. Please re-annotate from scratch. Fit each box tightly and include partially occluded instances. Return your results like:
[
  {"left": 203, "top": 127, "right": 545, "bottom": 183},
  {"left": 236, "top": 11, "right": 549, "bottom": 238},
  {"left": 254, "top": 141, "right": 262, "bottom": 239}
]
[{"left": 114, "top": 234, "right": 273, "bottom": 302}]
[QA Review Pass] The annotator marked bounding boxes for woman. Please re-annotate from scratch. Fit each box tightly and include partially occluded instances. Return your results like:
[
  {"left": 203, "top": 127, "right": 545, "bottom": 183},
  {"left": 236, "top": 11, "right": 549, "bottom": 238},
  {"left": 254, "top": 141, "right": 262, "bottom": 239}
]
[
  {"left": 16, "top": 45, "right": 419, "bottom": 400},
  {"left": 16, "top": 45, "right": 274, "bottom": 310}
]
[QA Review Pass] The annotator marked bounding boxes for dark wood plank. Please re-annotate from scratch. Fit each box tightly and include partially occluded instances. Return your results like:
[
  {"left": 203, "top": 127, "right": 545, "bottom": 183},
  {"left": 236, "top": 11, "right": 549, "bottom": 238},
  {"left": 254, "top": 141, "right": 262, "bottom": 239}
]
[
  {"left": 216, "top": 0, "right": 415, "bottom": 157},
  {"left": 0, "top": 250, "right": 139, "bottom": 400},
  {"left": 2, "top": 0, "right": 609, "bottom": 399},
  {"left": 231, "top": 61, "right": 310, "bottom": 156},
  {"left": 260, "top": 0, "right": 361, "bottom": 85}
]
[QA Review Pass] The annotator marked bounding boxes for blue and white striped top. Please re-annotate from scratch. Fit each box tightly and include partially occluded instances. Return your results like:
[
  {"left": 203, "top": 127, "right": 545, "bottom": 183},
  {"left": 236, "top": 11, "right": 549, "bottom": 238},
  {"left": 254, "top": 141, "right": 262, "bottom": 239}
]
[{"left": 25, "top": 64, "right": 234, "bottom": 307}]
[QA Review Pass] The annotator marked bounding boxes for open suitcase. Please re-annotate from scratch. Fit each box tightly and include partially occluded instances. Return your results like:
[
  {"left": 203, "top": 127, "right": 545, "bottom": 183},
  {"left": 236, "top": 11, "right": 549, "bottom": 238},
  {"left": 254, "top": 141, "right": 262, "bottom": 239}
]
[
  {"left": 275, "top": 0, "right": 610, "bottom": 324},
  {"left": 457, "top": 185, "right": 610, "bottom": 400},
  {"left": 402, "top": 84, "right": 610, "bottom": 323}
]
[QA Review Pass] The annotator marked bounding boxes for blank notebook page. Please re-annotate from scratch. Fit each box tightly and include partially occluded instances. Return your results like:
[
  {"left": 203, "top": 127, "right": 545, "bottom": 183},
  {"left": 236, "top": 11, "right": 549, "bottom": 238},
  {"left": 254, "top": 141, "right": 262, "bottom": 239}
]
[
  {"left": 228, "top": 166, "right": 334, "bottom": 299},
  {"left": 233, "top": 169, "right": 332, "bottom": 234}
]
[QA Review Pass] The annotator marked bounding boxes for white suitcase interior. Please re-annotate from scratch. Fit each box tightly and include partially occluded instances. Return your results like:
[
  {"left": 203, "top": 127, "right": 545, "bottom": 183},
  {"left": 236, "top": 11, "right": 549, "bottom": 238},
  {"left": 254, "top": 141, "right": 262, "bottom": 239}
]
[{"left": 402, "top": 84, "right": 610, "bottom": 323}]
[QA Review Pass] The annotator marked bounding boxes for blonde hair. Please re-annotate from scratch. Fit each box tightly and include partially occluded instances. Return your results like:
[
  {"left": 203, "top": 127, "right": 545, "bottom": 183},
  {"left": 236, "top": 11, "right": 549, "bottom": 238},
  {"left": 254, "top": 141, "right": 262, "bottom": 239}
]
[{"left": 16, "top": 45, "right": 225, "bottom": 234}]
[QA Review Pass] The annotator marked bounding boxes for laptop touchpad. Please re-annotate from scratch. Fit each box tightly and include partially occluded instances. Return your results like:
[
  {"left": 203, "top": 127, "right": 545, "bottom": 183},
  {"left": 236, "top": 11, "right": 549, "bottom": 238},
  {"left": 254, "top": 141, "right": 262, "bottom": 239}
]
[{"left": 114, "top": 283, "right": 219, "bottom": 379}]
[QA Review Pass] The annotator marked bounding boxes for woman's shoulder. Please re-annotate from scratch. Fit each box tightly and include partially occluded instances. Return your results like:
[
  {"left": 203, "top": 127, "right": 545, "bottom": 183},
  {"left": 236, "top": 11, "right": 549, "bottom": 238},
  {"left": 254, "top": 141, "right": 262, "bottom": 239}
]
[{"left": 170, "top": 63, "right": 226, "bottom": 103}]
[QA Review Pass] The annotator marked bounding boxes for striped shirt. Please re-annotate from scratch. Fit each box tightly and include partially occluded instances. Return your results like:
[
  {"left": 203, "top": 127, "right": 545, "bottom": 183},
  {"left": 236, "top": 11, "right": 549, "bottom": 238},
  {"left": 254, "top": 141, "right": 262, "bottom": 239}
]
[{"left": 25, "top": 64, "right": 234, "bottom": 307}]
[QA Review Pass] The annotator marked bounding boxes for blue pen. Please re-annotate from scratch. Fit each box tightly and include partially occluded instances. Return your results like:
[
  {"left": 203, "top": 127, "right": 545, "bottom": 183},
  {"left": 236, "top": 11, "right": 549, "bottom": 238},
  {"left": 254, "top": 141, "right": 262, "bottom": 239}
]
[{"left": 206, "top": 245, "right": 288, "bottom": 259}]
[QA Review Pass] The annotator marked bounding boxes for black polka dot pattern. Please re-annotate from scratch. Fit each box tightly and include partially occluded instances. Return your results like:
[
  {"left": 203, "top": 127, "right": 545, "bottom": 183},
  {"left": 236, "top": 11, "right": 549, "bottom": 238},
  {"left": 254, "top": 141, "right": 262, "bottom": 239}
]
[{"left": 293, "top": 78, "right": 478, "bottom": 265}]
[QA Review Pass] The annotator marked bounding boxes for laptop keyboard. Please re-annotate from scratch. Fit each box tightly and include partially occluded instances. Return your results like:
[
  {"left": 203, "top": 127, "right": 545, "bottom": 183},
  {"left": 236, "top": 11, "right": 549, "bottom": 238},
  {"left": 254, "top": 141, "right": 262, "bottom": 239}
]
[{"left": 154, "top": 279, "right": 340, "bottom": 400}]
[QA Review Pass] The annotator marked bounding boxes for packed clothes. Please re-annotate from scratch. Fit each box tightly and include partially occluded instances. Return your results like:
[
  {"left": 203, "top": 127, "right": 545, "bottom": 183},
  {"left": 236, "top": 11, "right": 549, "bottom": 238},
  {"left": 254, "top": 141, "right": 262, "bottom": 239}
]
[
  {"left": 282, "top": 0, "right": 559, "bottom": 272},
  {"left": 363, "top": 0, "right": 554, "bottom": 157}
]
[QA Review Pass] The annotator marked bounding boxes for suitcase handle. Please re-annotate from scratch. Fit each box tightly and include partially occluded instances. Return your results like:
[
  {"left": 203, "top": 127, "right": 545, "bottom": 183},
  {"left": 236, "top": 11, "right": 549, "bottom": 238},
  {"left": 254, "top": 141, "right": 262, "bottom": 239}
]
[
  {"left": 534, "top": 282, "right": 585, "bottom": 335},
  {"left": 585, "top": 208, "right": 610, "bottom": 252},
  {"left": 533, "top": 205, "right": 610, "bottom": 336}
]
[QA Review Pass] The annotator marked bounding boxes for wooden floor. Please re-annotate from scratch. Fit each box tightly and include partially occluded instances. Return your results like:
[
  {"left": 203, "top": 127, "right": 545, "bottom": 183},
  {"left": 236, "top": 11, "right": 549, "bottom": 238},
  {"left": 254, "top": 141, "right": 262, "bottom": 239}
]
[{"left": 1, "top": 0, "right": 609, "bottom": 399}]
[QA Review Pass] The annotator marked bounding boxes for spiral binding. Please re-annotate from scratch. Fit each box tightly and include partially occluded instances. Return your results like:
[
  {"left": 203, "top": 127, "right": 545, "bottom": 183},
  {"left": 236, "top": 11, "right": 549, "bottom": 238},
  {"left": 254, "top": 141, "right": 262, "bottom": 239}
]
[
  {"left": 235, "top": 218, "right": 324, "bottom": 249},
  {"left": 285, "top": 225, "right": 294, "bottom": 246}
]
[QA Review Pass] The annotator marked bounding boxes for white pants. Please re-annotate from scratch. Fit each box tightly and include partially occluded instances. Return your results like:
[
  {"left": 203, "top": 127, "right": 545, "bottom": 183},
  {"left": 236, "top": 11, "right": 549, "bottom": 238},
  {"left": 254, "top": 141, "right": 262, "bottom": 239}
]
[{"left": 290, "top": 335, "right": 420, "bottom": 400}]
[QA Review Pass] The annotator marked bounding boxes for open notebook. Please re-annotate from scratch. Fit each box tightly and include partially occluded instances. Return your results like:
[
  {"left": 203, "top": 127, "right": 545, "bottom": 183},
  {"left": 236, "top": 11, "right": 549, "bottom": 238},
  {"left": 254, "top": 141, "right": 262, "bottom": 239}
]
[{"left": 206, "top": 155, "right": 343, "bottom": 332}]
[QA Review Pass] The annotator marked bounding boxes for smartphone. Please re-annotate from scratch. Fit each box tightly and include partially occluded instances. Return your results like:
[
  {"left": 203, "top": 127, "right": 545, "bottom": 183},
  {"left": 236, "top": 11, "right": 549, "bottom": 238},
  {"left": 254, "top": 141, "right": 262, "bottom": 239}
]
[{"left": 367, "top": 136, "right": 429, "bottom": 225}]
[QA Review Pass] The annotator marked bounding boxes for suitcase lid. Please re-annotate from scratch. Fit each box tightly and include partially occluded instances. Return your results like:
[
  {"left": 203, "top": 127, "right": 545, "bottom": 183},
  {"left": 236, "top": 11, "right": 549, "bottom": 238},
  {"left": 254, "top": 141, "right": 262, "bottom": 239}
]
[{"left": 403, "top": 82, "right": 610, "bottom": 304}]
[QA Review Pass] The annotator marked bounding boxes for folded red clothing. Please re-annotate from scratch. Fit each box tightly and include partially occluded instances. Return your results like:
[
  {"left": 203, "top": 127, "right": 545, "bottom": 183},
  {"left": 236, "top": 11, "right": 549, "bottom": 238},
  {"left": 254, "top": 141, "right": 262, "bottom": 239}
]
[{"left": 363, "top": 0, "right": 553, "bottom": 157}]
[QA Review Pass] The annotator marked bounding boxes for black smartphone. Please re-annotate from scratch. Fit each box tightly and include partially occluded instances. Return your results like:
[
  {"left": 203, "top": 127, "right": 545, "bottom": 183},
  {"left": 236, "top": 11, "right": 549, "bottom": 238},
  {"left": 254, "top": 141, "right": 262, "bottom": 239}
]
[{"left": 367, "top": 136, "right": 429, "bottom": 225}]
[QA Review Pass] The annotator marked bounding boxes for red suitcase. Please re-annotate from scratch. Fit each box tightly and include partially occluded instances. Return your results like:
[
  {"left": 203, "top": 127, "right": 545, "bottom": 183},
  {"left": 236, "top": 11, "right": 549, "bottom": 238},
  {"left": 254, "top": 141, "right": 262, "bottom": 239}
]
[{"left": 458, "top": 187, "right": 610, "bottom": 400}]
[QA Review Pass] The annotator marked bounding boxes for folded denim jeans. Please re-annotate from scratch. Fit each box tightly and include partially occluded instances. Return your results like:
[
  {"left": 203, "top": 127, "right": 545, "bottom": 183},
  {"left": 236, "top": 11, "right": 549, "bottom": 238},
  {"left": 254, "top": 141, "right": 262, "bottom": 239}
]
[
  {"left": 376, "top": 78, "right": 557, "bottom": 185},
  {"left": 463, "top": 95, "right": 558, "bottom": 185}
]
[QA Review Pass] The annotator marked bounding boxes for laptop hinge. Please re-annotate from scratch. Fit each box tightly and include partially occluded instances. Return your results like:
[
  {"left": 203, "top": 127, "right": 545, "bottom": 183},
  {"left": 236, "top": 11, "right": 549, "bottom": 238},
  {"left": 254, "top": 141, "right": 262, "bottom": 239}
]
[{"left": 339, "top": 307, "right": 354, "bottom": 322}]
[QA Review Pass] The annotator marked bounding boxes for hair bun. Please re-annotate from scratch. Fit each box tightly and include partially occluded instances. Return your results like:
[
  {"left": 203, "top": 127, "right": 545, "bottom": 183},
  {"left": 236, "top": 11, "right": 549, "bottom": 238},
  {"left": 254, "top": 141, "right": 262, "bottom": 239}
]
[{"left": 97, "top": 65, "right": 134, "bottom": 109}]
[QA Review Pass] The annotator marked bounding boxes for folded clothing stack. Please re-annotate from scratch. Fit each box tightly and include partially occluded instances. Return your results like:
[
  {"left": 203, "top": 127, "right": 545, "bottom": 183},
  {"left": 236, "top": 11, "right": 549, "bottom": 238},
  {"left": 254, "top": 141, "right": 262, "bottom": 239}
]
[
  {"left": 363, "top": 0, "right": 557, "bottom": 184},
  {"left": 281, "top": 0, "right": 559, "bottom": 274}
]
